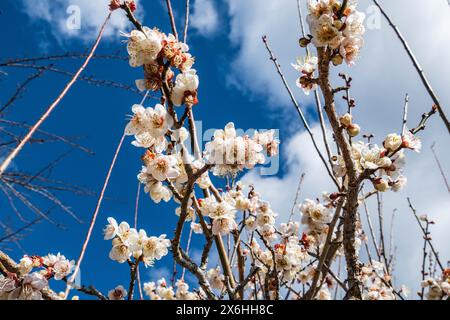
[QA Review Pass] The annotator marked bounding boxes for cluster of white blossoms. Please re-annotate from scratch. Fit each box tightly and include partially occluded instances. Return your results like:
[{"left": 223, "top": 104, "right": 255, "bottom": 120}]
[
  {"left": 143, "top": 278, "right": 199, "bottom": 300},
  {"left": 360, "top": 261, "right": 396, "bottom": 300},
  {"left": 104, "top": 217, "right": 170, "bottom": 267},
  {"left": 206, "top": 266, "right": 226, "bottom": 291},
  {"left": 293, "top": 0, "right": 366, "bottom": 94},
  {"left": 291, "top": 55, "right": 318, "bottom": 95},
  {"left": 244, "top": 194, "right": 279, "bottom": 242},
  {"left": 307, "top": 0, "right": 365, "bottom": 65},
  {"left": 300, "top": 197, "right": 333, "bottom": 237},
  {"left": 126, "top": 27, "right": 196, "bottom": 96},
  {"left": 274, "top": 236, "right": 310, "bottom": 281},
  {"left": 0, "top": 253, "right": 74, "bottom": 300},
  {"left": 332, "top": 130, "right": 421, "bottom": 193},
  {"left": 205, "top": 123, "right": 279, "bottom": 177},
  {"left": 124, "top": 26, "right": 278, "bottom": 204},
  {"left": 200, "top": 197, "right": 238, "bottom": 236},
  {"left": 421, "top": 272, "right": 450, "bottom": 300}
]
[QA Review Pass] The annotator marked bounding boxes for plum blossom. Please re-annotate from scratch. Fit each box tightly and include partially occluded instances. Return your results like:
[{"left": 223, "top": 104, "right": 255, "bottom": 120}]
[
  {"left": 103, "top": 217, "right": 119, "bottom": 240},
  {"left": 18, "top": 256, "right": 34, "bottom": 275},
  {"left": 43, "top": 253, "right": 75, "bottom": 280},
  {"left": 292, "top": 55, "right": 318, "bottom": 95},
  {"left": 105, "top": 219, "right": 170, "bottom": 267},
  {"left": 300, "top": 199, "right": 333, "bottom": 234},
  {"left": 308, "top": 14, "right": 342, "bottom": 49},
  {"left": 108, "top": 285, "right": 127, "bottom": 300},
  {"left": 201, "top": 197, "right": 237, "bottom": 236},
  {"left": 402, "top": 131, "right": 422, "bottom": 152},
  {"left": 384, "top": 133, "right": 403, "bottom": 152},
  {"left": 207, "top": 267, "right": 225, "bottom": 290},
  {"left": 340, "top": 36, "right": 364, "bottom": 66},
  {"left": 8, "top": 272, "right": 48, "bottom": 300},
  {"left": 138, "top": 167, "right": 173, "bottom": 203},
  {"left": 146, "top": 154, "right": 180, "bottom": 181},
  {"left": 204, "top": 123, "right": 269, "bottom": 177},
  {"left": 359, "top": 144, "right": 392, "bottom": 170},
  {"left": 126, "top": 27, "right": 164, "bottom": 67},
  {"left": 171, "top": 69, "right": 199, "bottom": 106}
]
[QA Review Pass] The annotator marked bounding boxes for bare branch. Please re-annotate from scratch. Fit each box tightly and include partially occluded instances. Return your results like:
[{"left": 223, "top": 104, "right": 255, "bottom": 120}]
[
  {"left": 262, "top": 35, "right": 339, "bottom": 189},
  {"left": 373, "top": 0, "right": 450, "bottom": 134},
  {"left": 0, "top": 13, "right": 112, "bottom": 176}
]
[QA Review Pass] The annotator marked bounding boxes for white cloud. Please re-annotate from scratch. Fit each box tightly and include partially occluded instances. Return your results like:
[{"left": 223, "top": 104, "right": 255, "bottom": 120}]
[
  {"left": 228, "top": 0, "right": 450, "bottom": 297},
  {"left": 190, "top": 0, "right": 219, "bottom": 37},
  {"left": 20, "top": 0, "right": 143, "bottom": 42}
]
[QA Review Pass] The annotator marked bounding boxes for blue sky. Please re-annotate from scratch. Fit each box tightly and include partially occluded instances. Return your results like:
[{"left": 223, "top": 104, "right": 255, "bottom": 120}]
[{"left": 1, "top": 0, "right": 449, "bottom": 299}]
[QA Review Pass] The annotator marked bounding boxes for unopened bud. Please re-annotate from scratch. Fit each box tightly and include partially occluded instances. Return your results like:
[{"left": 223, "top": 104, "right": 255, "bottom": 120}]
[
  {"left": 374, "top": 178, "right": 389, "bottom": 192},
  {"left": 347, "top": 124, "right": 360, "bottom": 137},
  {"left": 128, "top": 0, "right": 137, "bottom": 12},
  {"left": 340, "top": 113, "right": 353, "bottom": 127},
  {"left": 332, "top": 54, "right": 344, "bottom": 66},
  {"left": 109, "top": 0, "right": 121, "bottom": 11},
  {"left": 333, "top": 20, "right": 344, "bottom": 30},
  {"left": 299, "top": 37, "right": 310, "bottom": 48}
]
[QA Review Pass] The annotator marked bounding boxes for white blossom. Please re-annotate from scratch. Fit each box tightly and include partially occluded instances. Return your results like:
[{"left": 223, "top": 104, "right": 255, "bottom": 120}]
[
  {"left": 108, "top": 285, "right": 127, "bottom": 300},
  {"left": 171, "top": 69, "right": 199, "bottom": 106}
]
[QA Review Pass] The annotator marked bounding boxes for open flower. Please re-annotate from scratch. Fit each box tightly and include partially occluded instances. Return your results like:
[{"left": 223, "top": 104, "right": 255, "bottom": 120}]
[
  {"left": 300, "top": 199, "right": 332, "bottom": 234},
  {"left": 171, "top": 69, "right": 199, "bottom": 106},
  {"left": 359, "top": 144, "right": 392, "bottom": 170},
  {"left": 108, "top": 285, "right": 127, "bottom": 300},
  {"left": 340, "top": 36, "right": 364, "bottom": 66},
  {"left": 147, "top": 154, "right": 180, "bottom": 181},
  {"left": 384, "top": 133, "right": 402, "bottom": 152},
  {"left": 207, "top": 267, "right": 225, "bottom": 290},
  {"left": 291, "top": 55, "right": 318, "bottom": 75},
  {"left": 202, "top": 198, "right": 237, "bottom": 236},
  {"left": 126, "top": 27, "right": 164, "bottom": 67},
  {"left": 103, "top": 217, "right": 119, "bottom": 240},
  {"left": 109, "top": 238, "right": 134, "bottom": 263},
  {"left": 43, "top": 253, "right": 75, "bottom": 280},
  {"left": 309, "top": 14, "right": 342, "bottom": 49},
  {"left": 402, "top": 131, "right": 422, "bottom": 152},
  {"left": 146, "top": 104, "right": 173, "bottom": 137},
  {"left": 142, "top": 234, "right": 171, "bottom": 262}
]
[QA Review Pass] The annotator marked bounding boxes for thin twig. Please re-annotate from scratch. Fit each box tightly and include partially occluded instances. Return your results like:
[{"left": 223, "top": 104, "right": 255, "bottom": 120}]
[
  {"left": 165, "top": 0, "right": 179, "bottom": 40},
  {"left": 0, "top": 53, "right": 126, "bottom": 67},
  {"left": 288, "top": 172, "right": 305, "bottom": 222},
  {"left": 0, "top": 13, "right": 112, "bottom": 176},
  {"left": 64, "top": 132, "right": 126, "bottom": 298},
  {"left": 4, "top": 63, "right": 143, "bottom": 95},
  {"left": 430, "top": 142, "right": 450, "bottom": 195},
  {"left": 0, "top": 69, "right": 46, "bottom": 114},
  {"left": 373, "top": 0, "right": 450, "bottom": 134},
  {"left": 133, "top": 182, "right": 144, "bottom": 300},
  {"left": 183, "top": 0, "right": 190, "bottom": 43},
  {"left": 262, "top": 35, "right": 339, "bottom": 189},
  {"left": 407, "top": 198, "right": 444, "bottom": 272},
  {"left": 401, "top": 94, "right": 409, "bottom": 136}
]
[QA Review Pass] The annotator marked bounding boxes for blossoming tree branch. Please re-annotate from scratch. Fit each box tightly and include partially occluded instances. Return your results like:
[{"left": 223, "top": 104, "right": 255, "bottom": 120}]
[{"left": 0, "top": 0, "right": 448, "bottom": 301}]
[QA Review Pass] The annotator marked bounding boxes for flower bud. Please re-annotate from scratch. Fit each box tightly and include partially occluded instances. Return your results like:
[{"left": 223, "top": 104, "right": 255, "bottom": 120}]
[
  {"left": 340, "top": 113, "right": 353, "bottom": 127},
  {"left": 333, "top": 20, "right": 344, "bottom": 30},
  {"left": 373, "top": 178, "right": 389, "bottom": 192},
  {"left": 128, "top": 0, "right": 137, "bottom": 12},
  {"left": 347, "top": 124, "right": 360, "bottom": 137},
  {"left": 332, "top": 54, "right": 344, "bottom": 66},
  {"left": 299, "top": 37, "right": 310, "bottom": 48},
  {"left": 109, "top": 0, "right": 121, "bottom": 11}
]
